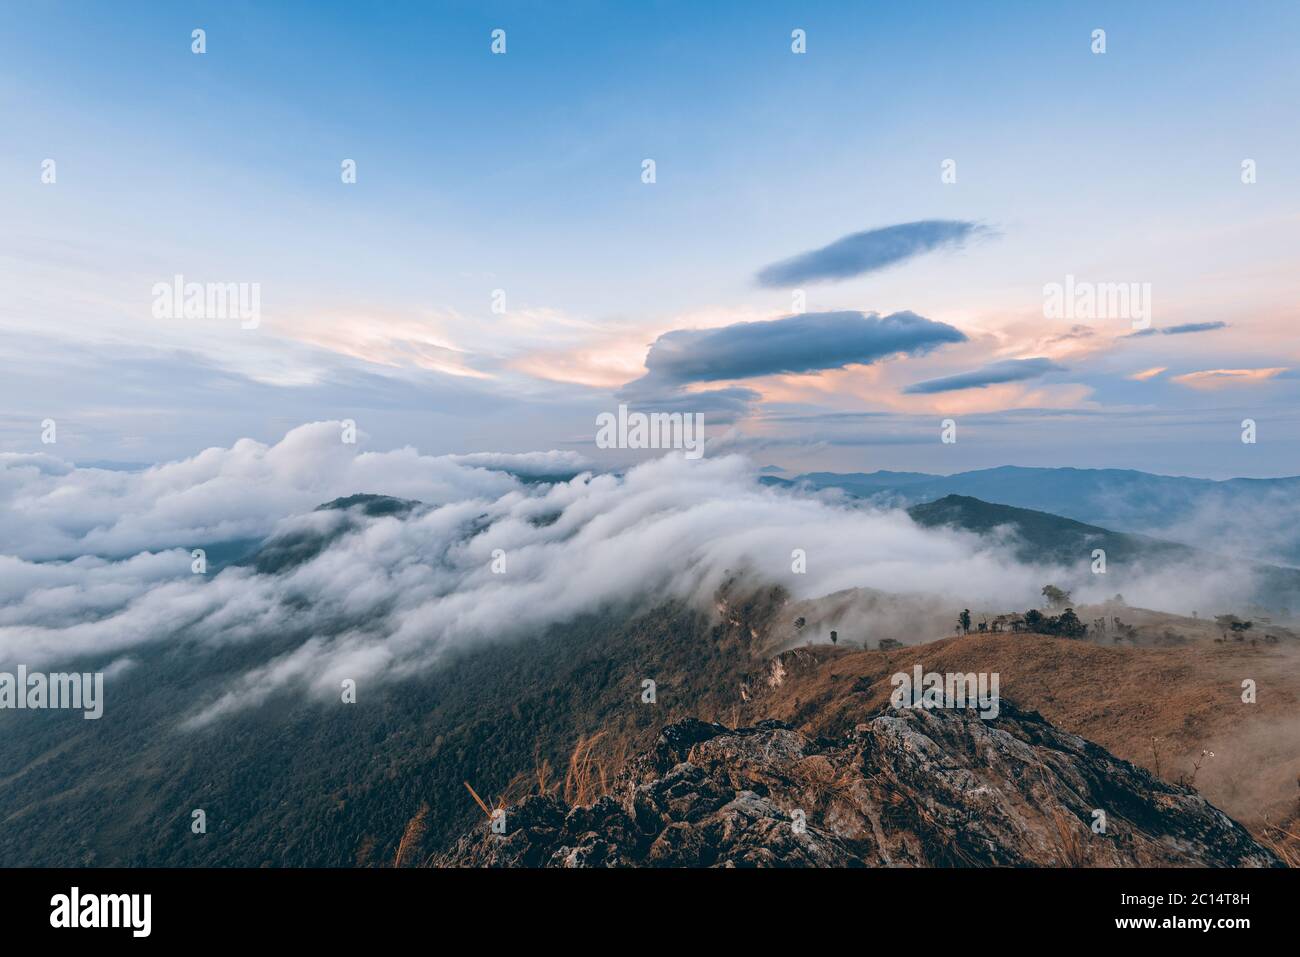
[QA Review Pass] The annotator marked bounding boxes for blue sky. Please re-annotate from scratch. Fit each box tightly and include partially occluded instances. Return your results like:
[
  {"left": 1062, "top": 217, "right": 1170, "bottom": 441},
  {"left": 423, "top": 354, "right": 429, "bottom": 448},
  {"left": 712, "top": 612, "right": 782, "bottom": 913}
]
[{"left": 2, "top": 0, "right": 1298, "bottom": 476}]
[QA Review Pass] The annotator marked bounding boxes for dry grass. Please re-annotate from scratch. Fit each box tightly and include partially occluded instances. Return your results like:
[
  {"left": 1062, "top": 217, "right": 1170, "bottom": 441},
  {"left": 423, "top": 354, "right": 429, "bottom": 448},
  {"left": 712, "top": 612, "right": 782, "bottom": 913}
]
[
  {"left": 1259, "top": 823, "right": 1298, "bottom": 867},
  {"left": 564, "top": 731, "right": 610, "bottom": 805},
  {"left": 462, "top": 780, "right": 497, "bottom": 818},
  {"left": 748, "top": 631, "right": 1300, "bottom": 856},
  {"left": 535, "top": 755, "right": 555, "bottom": 795},
  {"left": 1259, "top": 783, "right": 1300, "bottom": 866},
  {"left": 392, "top": 802, "right": 430, "bottom": 868},
  {"left": 492, "top": 732, "right": 633, "bottom": 818},
  {"left": 797, "top": 754, "right": 859, "bottom": 811},
  {"left": 556, "top": 732, "right": 632, "bottom": 807},
  {"left": 1046, "top": 802, "right": 1097, "bottom": 867},
  {"left": 501, "top": 750, "right": 559, "bottom": 804}
]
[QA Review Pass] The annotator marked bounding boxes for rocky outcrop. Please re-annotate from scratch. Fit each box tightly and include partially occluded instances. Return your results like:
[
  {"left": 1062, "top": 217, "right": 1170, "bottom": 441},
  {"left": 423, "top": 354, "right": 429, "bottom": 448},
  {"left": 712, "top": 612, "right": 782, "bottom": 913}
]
[{"left": 437, "top": 701, "right": 1281, "bottom": 867}]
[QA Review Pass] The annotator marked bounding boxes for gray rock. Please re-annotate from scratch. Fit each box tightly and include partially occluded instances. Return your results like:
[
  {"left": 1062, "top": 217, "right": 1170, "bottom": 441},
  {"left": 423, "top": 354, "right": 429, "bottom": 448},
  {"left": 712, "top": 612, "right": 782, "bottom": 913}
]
[{"left": 435, "top": 701, "right": 1281, "bottom": 868}]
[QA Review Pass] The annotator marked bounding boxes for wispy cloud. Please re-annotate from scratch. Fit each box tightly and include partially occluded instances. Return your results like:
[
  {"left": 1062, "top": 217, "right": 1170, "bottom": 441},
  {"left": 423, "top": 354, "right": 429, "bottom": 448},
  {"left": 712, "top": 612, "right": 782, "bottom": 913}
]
[
  {"left": 1126, "top": 321, "right": 1228, "bottom": 339},
  {"left": 755, "top": 220, "right": 989, "bottom": 287},
  {"left": 1128, "top": 366, "right": 1167, "bottom": 381},
  {"left": 902, "top": 357, "right": 1066, "bottom": 395},
  {"left": 1170, "top": 367, "right": 1287, "bottom": 389}
]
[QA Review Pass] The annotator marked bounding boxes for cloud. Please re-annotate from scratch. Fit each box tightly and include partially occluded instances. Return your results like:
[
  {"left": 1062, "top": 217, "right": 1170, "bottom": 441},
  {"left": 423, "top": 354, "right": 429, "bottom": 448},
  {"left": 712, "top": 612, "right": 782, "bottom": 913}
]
[
  {"left": 616, "top": 385, "right": 764, "bottom": 426},
  {"left": 1128, "top": 366, "right": 1167, "bottom": 381},
  {"left": 1170, "top": 368, "right": 1288, "bottom": 389},
  {"left": 0, "top": 422, "right": 550, "bottom": 561},
  {"left": 1126, "top": 321, "right": 1228, "bottom": 339},
  {"left": 629, "top": 311, "right": 967, "bottom": 389},
  {"left": 444, "top": 450, "right": 592, "bottom": 479},
  {"left": 0, "top": 437, "right": 1062, "bottom": 722},
  {"left": 0, "top": 422, "right": 1273, "bottom": 726},
  {"left": 755, "top": 220, "right": 988, "bottom": 287},
  {"left": 1041, "top": 325, "right": 1097, "bottom": 347},
  {"left": 902, "top": 357, "right": 1067, "bottom": 395}
]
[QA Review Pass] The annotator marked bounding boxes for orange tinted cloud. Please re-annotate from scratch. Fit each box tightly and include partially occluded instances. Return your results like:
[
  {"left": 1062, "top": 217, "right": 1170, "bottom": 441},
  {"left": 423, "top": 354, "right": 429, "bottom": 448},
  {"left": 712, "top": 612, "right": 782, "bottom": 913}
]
[
  {"left": 1128, "top": 366, "right": 1167, "bottom": 381},
  {"left": 274, "top": 311, "right": 492, "bottom": 379},
  {"left": 1170, "top": 367, "right": 1287, "bottom": 389}
]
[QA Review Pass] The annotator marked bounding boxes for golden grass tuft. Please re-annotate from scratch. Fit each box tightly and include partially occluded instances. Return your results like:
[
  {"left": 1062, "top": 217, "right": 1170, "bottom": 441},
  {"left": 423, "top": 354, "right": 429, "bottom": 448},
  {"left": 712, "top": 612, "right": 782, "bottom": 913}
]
[
  {"left": 564, "top": 731, "right": 608, "bottom": 805},
  {"left": 1260, "top": 818, "right": 1299, "bottom": 867},
  {"left": 1047, "top": 803, "right": 1098, "bottom": 867},
  {"left": 535, "top": 755, "right": 555, "bottom": 795},
  {"left": 560, "top": 731, "right": 629, "bottom": 806},
  {"left": 392, "top": 802, "right": 430, "bottom": 868}
]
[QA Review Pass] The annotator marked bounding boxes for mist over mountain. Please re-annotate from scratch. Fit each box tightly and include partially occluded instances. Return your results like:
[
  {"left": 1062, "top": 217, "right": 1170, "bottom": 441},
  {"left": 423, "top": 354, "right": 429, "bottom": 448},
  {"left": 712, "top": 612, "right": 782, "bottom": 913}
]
[
  {"left": 1, "top": 423, "right": 1061, "bottom": 719},
  {"left": 906, "top": 495, "right": 1300, "bottom": 614},
  {"left": 769, "top": 466, "right": 1300, "bottom": 566}
]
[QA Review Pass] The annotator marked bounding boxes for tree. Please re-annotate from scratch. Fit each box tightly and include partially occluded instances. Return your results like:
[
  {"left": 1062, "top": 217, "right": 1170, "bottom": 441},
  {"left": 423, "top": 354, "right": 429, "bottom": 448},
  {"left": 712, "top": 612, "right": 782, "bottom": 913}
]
[
  {"left": 1024, "top": 609, "right": 1045, "bottom": 631},
  {"left": 1041, "top": 585, "right": 1071, "bottom": 609},
  {"left": 958, "top": 609, "right": 971, "bottom": 634},
  {"left": 1056, "top": 608, "right": 1087, "bottom": 639}
]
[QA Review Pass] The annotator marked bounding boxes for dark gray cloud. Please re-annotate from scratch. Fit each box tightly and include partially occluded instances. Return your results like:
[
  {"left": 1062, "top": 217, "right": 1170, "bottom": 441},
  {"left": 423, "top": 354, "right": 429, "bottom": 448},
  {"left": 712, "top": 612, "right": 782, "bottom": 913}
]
[
  {"left": 616, "top": 383, "right": 762, "bottom": 424},
  {"left": 756, "top": 220, "right": 988, "bottom": 287},
  {"left": 631, "top": 310, "right": 967, "bottom": 389},
  {"left": 903, "top": 357, "right": 1066, "bottom": 395},
  {"left": 1126, "top": 321, "right": 1228, "bottom": 339}
]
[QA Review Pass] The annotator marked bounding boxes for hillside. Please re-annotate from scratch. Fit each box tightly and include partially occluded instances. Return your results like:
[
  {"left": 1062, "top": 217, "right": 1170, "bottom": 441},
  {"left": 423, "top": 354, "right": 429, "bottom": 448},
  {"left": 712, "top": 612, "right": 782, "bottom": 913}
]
[
  {"left": 4, "top": 490, "right": 1296, "bottom": 869},
  {"left": 0, "top": 580, "right": 783, "bottom": 867},
  {"left": 738, "top": 632, "right": 1300, "bottom": 864}
]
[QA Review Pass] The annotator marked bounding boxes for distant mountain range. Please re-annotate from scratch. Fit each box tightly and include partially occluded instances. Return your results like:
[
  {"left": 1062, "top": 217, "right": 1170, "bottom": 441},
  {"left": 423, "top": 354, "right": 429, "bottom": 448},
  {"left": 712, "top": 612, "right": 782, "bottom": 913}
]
[{"left": 764, "top": 466, "right": 1300, "bottom": 566}]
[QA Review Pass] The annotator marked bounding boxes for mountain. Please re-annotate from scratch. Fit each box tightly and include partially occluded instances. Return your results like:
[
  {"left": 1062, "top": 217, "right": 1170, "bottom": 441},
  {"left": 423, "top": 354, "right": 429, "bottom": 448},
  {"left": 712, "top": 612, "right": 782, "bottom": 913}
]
[
  {"left": 438, "top": 705, "right": 1281, "bottom": 867},
  {"left": 905, "top": 494, "right": 1192, "bottom": 568},
  {"left": 903, "top": 494, "right": 1300, "bottom": 612},
  {"left": 769, "top": 466, "right": 1300, "bottom": 565},
  {"left": 0, "top": 576, "right": 784, "bottom": 867},
  {"left": 244, "top": 494, "right": 422, "bottom": 574},
  {"left": 4, "top": 571, "right": 1294, "bottom": 867},
  {"left": 5, "top": 489, "right": 1297, "bottom": 869}
]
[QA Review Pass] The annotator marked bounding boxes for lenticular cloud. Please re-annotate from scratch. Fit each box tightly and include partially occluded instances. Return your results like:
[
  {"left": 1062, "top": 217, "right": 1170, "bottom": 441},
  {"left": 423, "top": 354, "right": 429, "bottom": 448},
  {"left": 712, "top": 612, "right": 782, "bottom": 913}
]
[{"left": 0, "top": 422, "right": 1056, "bottom": 725}]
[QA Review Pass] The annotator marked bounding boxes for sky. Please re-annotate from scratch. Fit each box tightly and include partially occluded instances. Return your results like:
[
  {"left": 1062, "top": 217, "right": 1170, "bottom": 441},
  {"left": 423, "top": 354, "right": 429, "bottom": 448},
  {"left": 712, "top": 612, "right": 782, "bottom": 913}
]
[{"left": 2, "top": 0, "right": 1298, "bottom": 478}]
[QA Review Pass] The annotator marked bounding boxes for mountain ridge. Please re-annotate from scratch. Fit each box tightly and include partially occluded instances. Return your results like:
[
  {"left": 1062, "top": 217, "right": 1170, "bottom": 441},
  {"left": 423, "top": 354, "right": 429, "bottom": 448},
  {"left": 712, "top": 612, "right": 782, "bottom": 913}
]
[{"left": 766, "top": 465, "right": 1300, "bottom": 566}]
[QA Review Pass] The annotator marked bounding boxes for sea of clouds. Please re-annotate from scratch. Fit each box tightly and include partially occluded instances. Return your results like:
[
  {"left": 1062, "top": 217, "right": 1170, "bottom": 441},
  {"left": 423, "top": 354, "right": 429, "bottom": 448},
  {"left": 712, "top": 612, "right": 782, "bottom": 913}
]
[{"left": 0, "top": 422, "right": 1255, "bottom": 726}]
